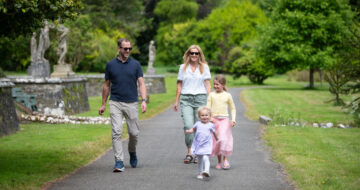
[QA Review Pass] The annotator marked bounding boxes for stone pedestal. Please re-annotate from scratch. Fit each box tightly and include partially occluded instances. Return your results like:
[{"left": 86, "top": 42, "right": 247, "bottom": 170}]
[
  {"left": 28, "top": 60, "right": 50, "bottom": 78},
  {"left": 144, "top": 74, "right": 166, "bottom": 94},
  {"left": 8, "top": 76, "right": 89, "bottom": 115},
  {"left": 51, "top": 64, "right": 75, "bottom": 78},
  {"left": 0, "top": 79, "right": 19, "bottom": 137},
  {"left": 147, "top": 67, "right": 156, "bottom": 75}
]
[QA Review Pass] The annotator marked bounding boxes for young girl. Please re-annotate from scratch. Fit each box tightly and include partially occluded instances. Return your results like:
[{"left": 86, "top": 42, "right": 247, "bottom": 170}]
[
  {"left": 185, "top": 106, "right": 218, "bottom": 179},
  {"left": 207, "top": 75, "right": 236, "bottom": 170}
]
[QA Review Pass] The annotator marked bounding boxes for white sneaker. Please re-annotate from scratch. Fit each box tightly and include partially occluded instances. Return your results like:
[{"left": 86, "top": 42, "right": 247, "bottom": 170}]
[
  {"left": 197, "top": 174, "right": 203, "bottom": 180},
  {"left": 202, "top": 171, "right": 210, "bottom": 177}
]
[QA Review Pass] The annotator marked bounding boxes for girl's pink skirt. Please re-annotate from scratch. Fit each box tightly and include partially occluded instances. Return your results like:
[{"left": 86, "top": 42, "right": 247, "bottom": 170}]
[{"left": 212, "top": 117, "right": 233, "bottom": 156}]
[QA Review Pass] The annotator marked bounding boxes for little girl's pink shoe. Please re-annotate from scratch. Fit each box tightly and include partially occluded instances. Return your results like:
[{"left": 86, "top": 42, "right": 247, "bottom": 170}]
[
  {"left": 223, "top": 160, "right": 231, "bottom": 170},
  {"left": 215, "top": 163, "right": 222, "bottom": 170}
]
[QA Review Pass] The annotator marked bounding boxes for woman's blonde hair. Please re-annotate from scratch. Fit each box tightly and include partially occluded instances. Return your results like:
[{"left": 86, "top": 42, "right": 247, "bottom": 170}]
[
  {"left": 214, "top": 74, "right": 227, "bottom": 91},
  {"left": 197, "top": 106, "right": 212, "bottom": 117},
  {"left": 183, "top": 45, "right": 207, "bottom": 74}
]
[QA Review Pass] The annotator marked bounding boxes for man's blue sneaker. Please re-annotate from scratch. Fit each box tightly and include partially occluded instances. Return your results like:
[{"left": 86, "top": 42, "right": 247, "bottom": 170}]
[
  {"left": 113, "top": 160, "right": 125, "bottom": 172},
  {"left": 129, "top": 152, "right": 138, "bottom": 168}
]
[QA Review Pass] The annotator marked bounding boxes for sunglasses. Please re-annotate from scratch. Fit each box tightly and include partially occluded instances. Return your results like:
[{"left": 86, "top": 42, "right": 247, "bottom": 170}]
[
  {"left": 121, "top": 47, "right": 133, "bottom": 51},
  {"left": 190, "top": 52, "right": 199, "bottom": 55}
]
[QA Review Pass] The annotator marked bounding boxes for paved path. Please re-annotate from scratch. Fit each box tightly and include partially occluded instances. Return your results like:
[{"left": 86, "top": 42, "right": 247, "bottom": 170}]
[{"left": 48, "top": 88, "right": 294, "bottom": 190}]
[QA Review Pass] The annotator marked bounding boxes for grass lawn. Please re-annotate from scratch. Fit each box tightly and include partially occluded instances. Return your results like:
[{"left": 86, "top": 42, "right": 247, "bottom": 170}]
[
  {"left": 242, "top": 75, "right": 353, "bottom": 125},
  {"left": 265, "top": 126, "right": 360, "bottom": 190},
  {"left": 242, "top": 75, "right": 360, "bottom": 190},
  {"left": 2, "top": 71, "right": 358, "bottom": 190},
  {"left": 0, "top": 124, "right": 111, "bottom": 190},
  {"left": 0, "top": 74, "right": 178, "bottom": 190}
]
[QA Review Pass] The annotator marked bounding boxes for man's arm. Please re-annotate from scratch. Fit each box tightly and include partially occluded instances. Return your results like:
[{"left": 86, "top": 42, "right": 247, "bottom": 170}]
[
  {"left": 138, "top": 77, "right": 147, "bottom": 113},
  {"left": 98, "top": 80, "right": 110, "bottom": 115}
]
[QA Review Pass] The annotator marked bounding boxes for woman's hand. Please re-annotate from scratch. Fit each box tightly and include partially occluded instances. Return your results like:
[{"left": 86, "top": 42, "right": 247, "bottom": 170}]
[
  {"left": 185, "top": 128, "right": 194, "bottom": 134},
  {"left": 174, "top": 81, "right": 182, "bottom": 112},
  {"left": 173, "top": 102, "right": 178, "bottom": 112},
  {"left": 231, "top": 121, "right": 236, "bottom": 127}
]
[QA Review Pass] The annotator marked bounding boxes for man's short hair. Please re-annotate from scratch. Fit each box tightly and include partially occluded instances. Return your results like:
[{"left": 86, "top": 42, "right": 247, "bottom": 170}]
[{"left": 117, "top": 38, "right": 130, "bottom": 47}]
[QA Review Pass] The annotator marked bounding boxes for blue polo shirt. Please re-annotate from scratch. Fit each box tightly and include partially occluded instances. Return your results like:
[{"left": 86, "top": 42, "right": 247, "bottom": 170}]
[{"left": 105, "top": 57, "right": 143, "bottom": 102}]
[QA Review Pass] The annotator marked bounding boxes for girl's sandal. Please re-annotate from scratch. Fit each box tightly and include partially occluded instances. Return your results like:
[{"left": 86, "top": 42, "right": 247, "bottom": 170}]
[
  {"left": 223, "top": 160, "right": 231, "bottom": 170},
  {"left": 193, "top": 156, "right": 198, "bottom": 164},
  {"left": 184, "top": 155, "right": 193, "bottom": 164},
  {"left": 215, "top": 163, "right": 222, "bottom": 170}
]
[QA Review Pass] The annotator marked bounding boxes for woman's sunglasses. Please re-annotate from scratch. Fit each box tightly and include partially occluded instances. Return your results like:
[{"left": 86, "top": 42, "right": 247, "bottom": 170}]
[{"left": 190, "top": 52, "right": 199, "bottom": 55}]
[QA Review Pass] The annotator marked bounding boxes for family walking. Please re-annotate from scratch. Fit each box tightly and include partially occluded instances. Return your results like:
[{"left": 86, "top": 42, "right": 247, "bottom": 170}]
[
  {"left": 174, "top": 45, "right": 236, "bottom": 179},
  {"left": 99, "top": 39, "right": 237, "bottom": 180}
]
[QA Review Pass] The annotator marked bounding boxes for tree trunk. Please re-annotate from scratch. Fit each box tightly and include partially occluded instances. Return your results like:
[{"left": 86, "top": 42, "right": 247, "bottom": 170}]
[
  {"left": 309, "top": 67, "right": 314, "bottom": 88},
  {"left": 319, "top": 69, "right": 323, "bottom": 87}
]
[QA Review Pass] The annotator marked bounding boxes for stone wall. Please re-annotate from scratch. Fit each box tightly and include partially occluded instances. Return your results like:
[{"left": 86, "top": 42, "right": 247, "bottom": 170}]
[
  {"left": 84, "top": 74, "right": 105, "bottom": 97},
  {"left": 0, "top": 79, "right": 19, "bottom": 137},
  {"left": 144, "top": 74, "right": 166, "bottom": 94},
  {"left": 83, "top": 74, "right": 166, "bottom": 97},
  {"left": 8, "top": 77, "right": 90, "bottom": 115}
]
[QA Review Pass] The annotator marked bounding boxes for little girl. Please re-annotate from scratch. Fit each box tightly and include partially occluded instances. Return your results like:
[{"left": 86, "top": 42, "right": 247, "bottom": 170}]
[
  {"left": 185, "top": 106, "right": 218, "bottom": 180},
  {"left": 207, "top": 74, "right": 236, "bottom": 170}
]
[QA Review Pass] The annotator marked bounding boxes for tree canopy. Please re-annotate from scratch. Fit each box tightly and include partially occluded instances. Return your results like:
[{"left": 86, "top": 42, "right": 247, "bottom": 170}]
[
  {"left": 155, "top": 0, "right": 267, "bottom": 68},
  {"left": 0, "top": 0, "right": 82, "bottom": 38},
  {"left": 257, "top": 0, "right": 354, "bottom": 88}
]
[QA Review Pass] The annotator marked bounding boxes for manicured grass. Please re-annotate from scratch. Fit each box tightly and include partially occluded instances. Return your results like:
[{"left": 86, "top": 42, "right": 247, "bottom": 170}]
[
  {"left": 4, "top": 71, "right": 27, "bottom": 76},
  {"left": 0, "top": 74, "right": 178, "bottom": 190},
  {"left": 264, "top": 126, "right": 360, "bottom": 190},
  {"left": 241, "top": 74, "right": 359, "bottom": 190},
  {"left": 0, "top": 123, "right": 112, "bottom": 190},
  {"left": 241, "top": 75, "right": 353, "bottom": 125},
  {"left": 4, "top": 70, "right": 357, "bottom": 190}
]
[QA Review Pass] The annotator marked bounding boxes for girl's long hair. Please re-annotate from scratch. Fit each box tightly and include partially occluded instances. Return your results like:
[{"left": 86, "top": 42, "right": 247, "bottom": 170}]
[
  {"left": 182, "top": 45, "right": 207, "bottom": 74},
  {"left": 214, "top": 74, "right": 227, "bottom": 91}
]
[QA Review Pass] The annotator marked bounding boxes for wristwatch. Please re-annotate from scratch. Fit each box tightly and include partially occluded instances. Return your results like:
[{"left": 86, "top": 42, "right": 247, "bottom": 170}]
[{"left": 141, "top": 98, "right": 147, "bottom": 102}]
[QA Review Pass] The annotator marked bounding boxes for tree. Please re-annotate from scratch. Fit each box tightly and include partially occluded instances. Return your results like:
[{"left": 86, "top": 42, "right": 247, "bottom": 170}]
[
  {"left": 154, "top": 0, "right": 267, "bottom": 69},
  {"left": 199, "top": 0, "right": 267, "bottom": 67},
  {"left": 225, "top": 46, "right": 274, "bottom": 84},
  {"left": 135, "top": 0, "right": 161, "bottom": 65},
  {"left": 257, "top": 0, "right": 354, "bottom": 88},
  {"left": 0, "top": 35, "right": 31, "bottom": 71},
  {"left": 154, "top": 0, "right": 198, "bottom": 25},
  {"left": 196, "top": 0, "right": 226, "bottom": 19},
  {"left": 0, "top": 0, "right": 82, "bottom": 38},
  {"left": 82, "top": 0, "right": 146, "bottom": 37},
  {"left": 325, "top": 1, "right": 360, "bottom": 125},
  {"left": 154, "top": 0, "right": 199, "bottom": 66}
]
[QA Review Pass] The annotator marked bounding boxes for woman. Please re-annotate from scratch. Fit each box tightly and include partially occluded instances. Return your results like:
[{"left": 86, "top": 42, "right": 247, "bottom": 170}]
[{"left": 174, "top": 45, "right": 211, "bottom": 164}]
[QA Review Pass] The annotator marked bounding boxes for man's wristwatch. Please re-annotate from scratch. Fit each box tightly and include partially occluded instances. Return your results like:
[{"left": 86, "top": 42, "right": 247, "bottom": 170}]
[{"left": 141, "top": 98, "right": 147, "bottom": 102}]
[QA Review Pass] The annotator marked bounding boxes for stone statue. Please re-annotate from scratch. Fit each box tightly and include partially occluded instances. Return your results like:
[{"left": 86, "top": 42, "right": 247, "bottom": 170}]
[
  {"left": 147, "top": 40, "right": 156, "bottom": 75},
  {"left": 28, "top": 20, "right": 52, "bottom": 78},
  {"left": 50, "top": 24, "right": 75, "bottom": 78},
  {"left": 57, "top": 24, "right": 69, "bottom": 65},
  {"left": 34, "top": 20, "right": 51, "bottom": 63},
  {"left": 30, "top": 32, "right": 37, "bottom": 64},
  {"left": 143, "top": 40, "right": 166, "bottom": 94}
]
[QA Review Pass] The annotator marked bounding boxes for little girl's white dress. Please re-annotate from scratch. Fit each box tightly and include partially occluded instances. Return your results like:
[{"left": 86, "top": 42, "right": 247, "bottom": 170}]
[{"left": 191, "top": 121, "right": 215, "bottom": 155}]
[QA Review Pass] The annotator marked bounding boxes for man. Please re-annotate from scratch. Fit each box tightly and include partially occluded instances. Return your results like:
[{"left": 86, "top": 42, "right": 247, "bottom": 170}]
[{"left": 99, "top": 38, "right": 147, "bottom": 172}]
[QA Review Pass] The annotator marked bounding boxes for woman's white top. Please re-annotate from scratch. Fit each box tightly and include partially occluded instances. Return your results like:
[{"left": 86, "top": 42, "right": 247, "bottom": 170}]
[{"left": 177, "top": 63, "right": 211, "bottom": 95}]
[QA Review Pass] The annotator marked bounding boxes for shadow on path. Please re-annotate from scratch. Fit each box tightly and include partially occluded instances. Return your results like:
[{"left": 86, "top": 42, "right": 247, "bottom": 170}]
[{"left": 48, "top": 88, "right": 294, "bottom": 190}]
